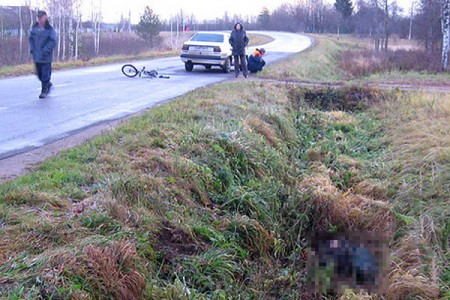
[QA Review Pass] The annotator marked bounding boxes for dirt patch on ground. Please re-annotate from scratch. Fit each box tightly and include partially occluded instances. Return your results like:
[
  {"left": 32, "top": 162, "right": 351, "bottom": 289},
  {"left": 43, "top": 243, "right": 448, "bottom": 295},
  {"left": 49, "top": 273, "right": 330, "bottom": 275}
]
[
  {"left": 155, "top": 226, "right": 207, "bottom": 262},
  {"left": 255, "top": 78, "right": 450, "bottom": 92},
  {"left": 301, "top": 87, "right": 383, "bottom": 111}
]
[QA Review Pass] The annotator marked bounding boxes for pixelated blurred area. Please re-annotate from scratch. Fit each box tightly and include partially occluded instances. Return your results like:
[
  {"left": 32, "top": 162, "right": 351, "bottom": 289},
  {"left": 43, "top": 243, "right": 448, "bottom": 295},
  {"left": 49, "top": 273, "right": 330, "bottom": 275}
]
[{"left": 307, "top": 231, "right": 389, "bottom": 295}]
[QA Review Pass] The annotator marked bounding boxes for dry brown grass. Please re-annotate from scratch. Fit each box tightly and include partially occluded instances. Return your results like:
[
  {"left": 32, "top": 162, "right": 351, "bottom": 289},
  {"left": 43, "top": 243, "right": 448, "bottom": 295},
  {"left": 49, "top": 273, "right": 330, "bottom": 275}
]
[
  {"left": 375, "top": 91, "right": 450, "bottom": 202},
  {"left": 339, "top": 49, "right": 441, "bottom": 77},
  {"left": 295, "top": 89, "right": 449, "bottom": 298},
  {"left": 372, "top": 91, "right": 449, "bottom": 299},
  {"left": 76, "top": 240, "right": 145, "bottom": 300},
  {"left": 299, "top": 164, "right": 393, "bottom": 234},
  {"left": 335, "top": 35, "right": 421, "bottom": 52},
  {"left": 324, "top": 111, "right": 357, "bottom": 125},
  {"left": 297, "top": 159, "right": 445, "bottom": 298},
  {"left": 3, "top": 188, "right": 58, "bottom": 206},
  {"left": 219, "top": 215, "right": 274, "bottom": 258},
  {"left": 39, "top": 240, "right": 146, "bottom": 299},
  {"left": 353, "top": 180, "right": 389, "bottom": 201},
  {"left": 245, "top": 115, "right": 280, "bottom": 146},
  {"left": 389, "top": 236, "right": 441, "bottom": 299}
]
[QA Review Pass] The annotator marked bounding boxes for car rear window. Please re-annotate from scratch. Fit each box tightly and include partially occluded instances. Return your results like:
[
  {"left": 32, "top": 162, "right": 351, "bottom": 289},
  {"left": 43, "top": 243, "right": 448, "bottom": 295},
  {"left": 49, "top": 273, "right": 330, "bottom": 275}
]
[{"left": 191, "top": 33, "right": 224, "bottom": 43}]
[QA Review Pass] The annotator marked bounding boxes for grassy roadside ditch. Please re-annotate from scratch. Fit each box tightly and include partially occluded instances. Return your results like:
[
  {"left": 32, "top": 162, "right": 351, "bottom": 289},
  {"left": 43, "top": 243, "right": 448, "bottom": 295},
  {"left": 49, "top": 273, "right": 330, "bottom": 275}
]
[
  {"left": 0, "top": 79, "right": 448, "bottom": 298},
  {"left": 0, "top": 33, "right": 273, "bottom": 79},
  {"left": 1, "top": 31, "right": 449, "bottom": 299}
]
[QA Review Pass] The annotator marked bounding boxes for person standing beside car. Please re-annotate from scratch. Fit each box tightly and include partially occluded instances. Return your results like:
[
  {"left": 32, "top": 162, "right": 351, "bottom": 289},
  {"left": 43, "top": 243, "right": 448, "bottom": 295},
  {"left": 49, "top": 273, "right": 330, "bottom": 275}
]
[
  {"left": 229, "top": 22, "right": 249, "bottom": 78},
  {"left": 29, "top": 10, "right": 56, "bottom": 99}
]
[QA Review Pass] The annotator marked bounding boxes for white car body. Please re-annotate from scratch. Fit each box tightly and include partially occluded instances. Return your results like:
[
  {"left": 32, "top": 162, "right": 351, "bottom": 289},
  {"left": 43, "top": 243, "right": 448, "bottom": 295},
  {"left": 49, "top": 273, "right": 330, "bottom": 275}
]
[{"left": 180, "top": 32, "right": 233, "bottom": 73}]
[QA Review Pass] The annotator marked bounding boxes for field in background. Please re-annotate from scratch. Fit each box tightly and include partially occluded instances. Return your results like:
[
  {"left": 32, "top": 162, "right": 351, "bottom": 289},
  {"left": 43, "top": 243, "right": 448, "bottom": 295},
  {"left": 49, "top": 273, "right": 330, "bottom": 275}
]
[
  {"left": 262, "top": 34, "right": 450, "bottom": 86},
  {"left": 0, "top": 32, "right": 273, "bottom": 78}
]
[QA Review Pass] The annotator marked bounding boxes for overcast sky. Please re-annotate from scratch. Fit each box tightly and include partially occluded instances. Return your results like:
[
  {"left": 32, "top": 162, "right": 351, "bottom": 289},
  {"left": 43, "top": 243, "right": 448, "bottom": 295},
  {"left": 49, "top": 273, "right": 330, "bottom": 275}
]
[{"left": 0, "top": 0, "right": 412, "bottom": 23}]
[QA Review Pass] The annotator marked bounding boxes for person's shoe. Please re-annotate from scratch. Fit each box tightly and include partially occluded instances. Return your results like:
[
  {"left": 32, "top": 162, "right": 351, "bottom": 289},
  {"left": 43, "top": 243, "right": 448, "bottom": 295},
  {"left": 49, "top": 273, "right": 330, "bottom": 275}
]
[
  {"left": 235, "top": 74, "right": 239, "bottom": 78},
  {"left": 39, "top": 82, "right": 48, "bottom": 99},
  {"left": 39, "top": 91, "right": 47, "bottom": 99},
  {"left": 47, "top": 81, "right": 53, "bottom": 94},
  {"left": 244, "top": 74, "right": 248, "bottom": 78}
]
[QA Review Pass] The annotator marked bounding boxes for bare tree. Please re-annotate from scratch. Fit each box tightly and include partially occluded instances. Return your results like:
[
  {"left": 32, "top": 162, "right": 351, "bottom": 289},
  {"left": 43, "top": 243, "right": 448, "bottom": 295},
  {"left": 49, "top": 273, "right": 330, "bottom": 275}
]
[
  {"left": 90, "top": 0, "right": 102, "bottom": 55},
  {"left": 441, "top": 0, "right": 450, "bottom": 70},
  {"left": 335, "top": 0, "right": 353, "bottom": 39},
  {"left": 61, "top": 0, "right": 68, "bottom": 60},
  {"left": 416, "top": 0, "right": 442, "bottom": 53},
  {"left": 409, "top": 1, "right": 417, "bottom": 39},
  {"left": 18, "top": 6, "right": 24, "bottom": 62},
  {"left": 383, "top": 0, "right": 389, "bottom": 51},
  {"left": 371, "top": 0, "right": 382, "bottom": 51},
  {"left": 178, "top": 9, "right": 185, "bottom": 32},
  {"left": 73, "top": 0, "right": 82, "bottom": 60},
  {"left": 46, "top": 0, "right": 61, "bottom": 61},
  {"left": 0, "top": 5, "right": 4, "bottom": 38}
]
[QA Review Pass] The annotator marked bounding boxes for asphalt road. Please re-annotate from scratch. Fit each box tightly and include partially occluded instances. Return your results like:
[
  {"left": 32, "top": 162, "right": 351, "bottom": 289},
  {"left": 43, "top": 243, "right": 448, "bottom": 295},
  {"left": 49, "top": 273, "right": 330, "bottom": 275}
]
[{"left": 0, "top": 31, "right": 311, "bottom": 159}]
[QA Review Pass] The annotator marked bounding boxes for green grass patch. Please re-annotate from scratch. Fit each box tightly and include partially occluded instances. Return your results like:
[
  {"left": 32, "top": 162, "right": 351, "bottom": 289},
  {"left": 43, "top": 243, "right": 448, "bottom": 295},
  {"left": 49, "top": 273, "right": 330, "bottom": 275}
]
[{"left": 261, "top": 35, "right": 354, "bottom": 82}]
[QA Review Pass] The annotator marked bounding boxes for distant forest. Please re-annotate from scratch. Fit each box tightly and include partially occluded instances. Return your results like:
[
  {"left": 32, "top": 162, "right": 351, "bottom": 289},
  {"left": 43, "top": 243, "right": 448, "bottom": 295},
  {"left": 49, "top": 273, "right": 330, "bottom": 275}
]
[{"left": 0, "top": 0, "right": 448, "bottom": 69}]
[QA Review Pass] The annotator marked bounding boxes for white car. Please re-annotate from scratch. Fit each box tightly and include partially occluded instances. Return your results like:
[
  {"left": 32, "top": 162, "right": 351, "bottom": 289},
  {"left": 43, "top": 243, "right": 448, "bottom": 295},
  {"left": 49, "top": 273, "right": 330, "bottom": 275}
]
[{"left": 180, "top": 32, "right": 233, "bottom": 73}]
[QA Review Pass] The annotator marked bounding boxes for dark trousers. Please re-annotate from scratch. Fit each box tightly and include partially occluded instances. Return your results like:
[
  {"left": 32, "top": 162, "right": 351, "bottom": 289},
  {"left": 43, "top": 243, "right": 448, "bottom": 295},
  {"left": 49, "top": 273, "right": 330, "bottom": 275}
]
[
  {"left": 249, "top": 60, "right": 266, "bottom": 73},
  {"left": 35, "top": 62, "right": 52, "bottom": 84},
  {"left": 234, "top": 55, "right": 248, "bottom": 76}
]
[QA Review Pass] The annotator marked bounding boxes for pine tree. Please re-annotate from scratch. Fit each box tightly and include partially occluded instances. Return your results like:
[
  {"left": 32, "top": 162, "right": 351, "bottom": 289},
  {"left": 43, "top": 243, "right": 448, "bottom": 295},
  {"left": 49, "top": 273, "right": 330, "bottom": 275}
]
[
  {"left": 334, "top": 0, "right": 354, "bottom": 19},
  {"left": 135, "top": 6, "right": 161, "bottom": 48},
  {"left": 258, "top": 7, "right": 270, "bottom": 30},
  {"left": 334, "top": 0, "right": 353, "bottom": 38}
]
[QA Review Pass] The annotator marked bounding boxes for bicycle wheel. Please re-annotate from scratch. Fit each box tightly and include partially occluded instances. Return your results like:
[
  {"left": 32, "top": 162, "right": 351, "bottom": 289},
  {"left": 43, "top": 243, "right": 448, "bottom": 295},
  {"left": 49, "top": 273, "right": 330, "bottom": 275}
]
[{"left": 122, "top": 64, "right": 139, "bottom": 78}]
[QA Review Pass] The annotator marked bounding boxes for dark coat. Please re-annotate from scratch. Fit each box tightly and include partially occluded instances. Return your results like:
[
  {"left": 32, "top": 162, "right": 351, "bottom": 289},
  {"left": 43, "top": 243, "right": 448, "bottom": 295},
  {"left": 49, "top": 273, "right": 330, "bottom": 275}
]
[
  {"left": 29, "top": 21, "right": 57, "bottom": 63},
  {"left": 229, "top": 22, "right": 249, "bottom": 56},
  {"left": 248, "top": 50, "right": 266, "bottom": 72}
]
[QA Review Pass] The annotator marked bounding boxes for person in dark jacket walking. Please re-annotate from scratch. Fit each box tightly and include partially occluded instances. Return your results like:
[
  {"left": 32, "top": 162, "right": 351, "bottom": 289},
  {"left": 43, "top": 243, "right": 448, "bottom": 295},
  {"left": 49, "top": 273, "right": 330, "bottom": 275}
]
[
  {"left": 229, "top": 22, "right": 249, "bottom": 78},
  {"left": 248, "top": 48, "right": 266, "bottom": 73},
  {"left": 29, "top": 11, "right": 56, "bottom": 99}
]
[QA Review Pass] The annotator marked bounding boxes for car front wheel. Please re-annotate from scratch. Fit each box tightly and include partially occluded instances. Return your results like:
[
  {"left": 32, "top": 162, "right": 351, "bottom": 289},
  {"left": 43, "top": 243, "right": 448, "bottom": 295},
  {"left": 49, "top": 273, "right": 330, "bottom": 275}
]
[{"left": 185, "top": 61, "right": 194, "bottom": 72}]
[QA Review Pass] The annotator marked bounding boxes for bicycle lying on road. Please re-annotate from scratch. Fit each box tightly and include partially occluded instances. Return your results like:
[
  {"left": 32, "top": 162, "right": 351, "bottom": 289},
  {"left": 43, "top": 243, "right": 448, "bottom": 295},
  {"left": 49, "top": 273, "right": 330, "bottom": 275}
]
[{"left": 121, "top": 64, "right": 169, "bottom": 79}]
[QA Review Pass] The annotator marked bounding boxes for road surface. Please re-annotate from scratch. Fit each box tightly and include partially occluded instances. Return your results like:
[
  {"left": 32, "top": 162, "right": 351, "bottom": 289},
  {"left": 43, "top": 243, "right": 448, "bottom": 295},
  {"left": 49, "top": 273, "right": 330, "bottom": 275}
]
[{"left": 0, "top": 31, "right": 311, "bottom": 160}]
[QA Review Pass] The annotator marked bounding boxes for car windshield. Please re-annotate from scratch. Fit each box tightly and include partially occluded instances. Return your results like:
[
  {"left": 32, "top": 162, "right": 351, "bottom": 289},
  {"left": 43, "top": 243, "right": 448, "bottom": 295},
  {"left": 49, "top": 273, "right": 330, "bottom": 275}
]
[{"left": 190, "top": 33, "right": 224, "bottom": 43}]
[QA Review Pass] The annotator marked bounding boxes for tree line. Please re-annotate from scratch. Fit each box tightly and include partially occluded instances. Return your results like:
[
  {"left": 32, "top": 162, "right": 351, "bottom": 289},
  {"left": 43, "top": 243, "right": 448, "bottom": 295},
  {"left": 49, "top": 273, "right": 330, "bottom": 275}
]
[
  {"left": 0, "top": 0, "right": 131, "bottom": 66},
  {"left": 1, "top": 0, "right": 450, "bottom": 71},
  {"left": 251, "top": 0, "right": 447, "bottom": 56}
]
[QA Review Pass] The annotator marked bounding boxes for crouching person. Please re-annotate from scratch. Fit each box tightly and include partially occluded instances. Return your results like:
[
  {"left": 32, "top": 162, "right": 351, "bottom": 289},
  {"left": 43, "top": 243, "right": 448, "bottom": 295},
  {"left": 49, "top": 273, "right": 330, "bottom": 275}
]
[{"left": 248, "top": 48, "right": 266, "bottom": 73}]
